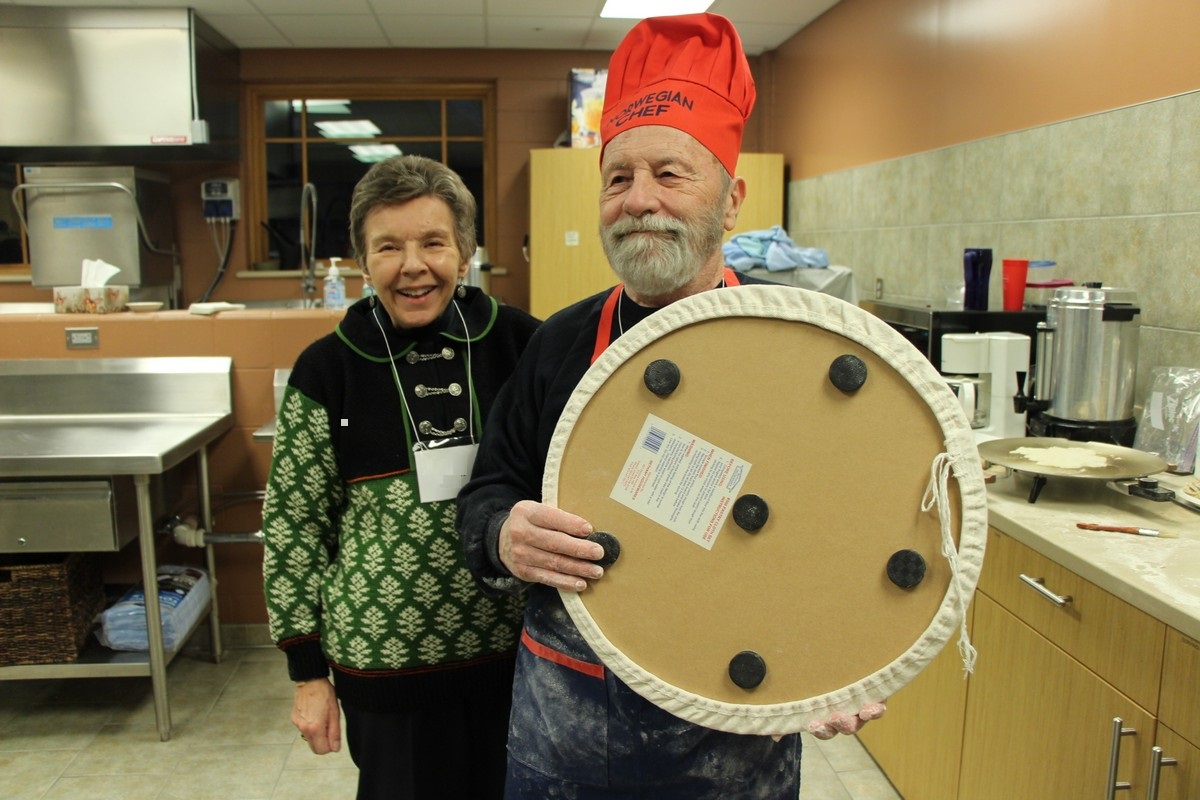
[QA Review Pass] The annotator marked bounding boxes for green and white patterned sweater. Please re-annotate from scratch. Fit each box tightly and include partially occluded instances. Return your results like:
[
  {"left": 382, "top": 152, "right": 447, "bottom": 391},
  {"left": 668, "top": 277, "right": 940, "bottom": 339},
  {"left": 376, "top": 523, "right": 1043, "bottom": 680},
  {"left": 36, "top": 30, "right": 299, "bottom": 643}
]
[{"left": 262, "top": 290, "right": 538, "bottom": 711}]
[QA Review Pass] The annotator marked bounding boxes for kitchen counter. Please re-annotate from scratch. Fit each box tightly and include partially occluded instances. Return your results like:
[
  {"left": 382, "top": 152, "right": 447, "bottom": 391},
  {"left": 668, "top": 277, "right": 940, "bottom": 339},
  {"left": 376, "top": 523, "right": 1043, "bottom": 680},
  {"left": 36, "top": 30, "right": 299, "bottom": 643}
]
[
  {"left": 0, "top": 416, "right": 232, "bottom": 476},
  {"left": 985, "top": 469, "right": 1200, "bottom": 640}
]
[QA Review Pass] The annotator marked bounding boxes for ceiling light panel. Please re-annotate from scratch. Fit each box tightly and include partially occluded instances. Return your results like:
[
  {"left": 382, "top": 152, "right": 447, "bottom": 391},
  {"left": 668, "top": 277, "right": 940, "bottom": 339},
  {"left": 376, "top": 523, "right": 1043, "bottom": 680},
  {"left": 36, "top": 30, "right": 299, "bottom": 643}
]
[{"left": 315, "top": 120, "right": 383, "bottom": 138}]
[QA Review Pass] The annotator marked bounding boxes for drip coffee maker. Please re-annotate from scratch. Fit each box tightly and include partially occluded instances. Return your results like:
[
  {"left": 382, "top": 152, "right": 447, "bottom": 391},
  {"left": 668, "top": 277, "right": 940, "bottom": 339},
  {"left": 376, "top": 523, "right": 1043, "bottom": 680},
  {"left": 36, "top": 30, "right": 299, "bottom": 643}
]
[{"left": 941, "top": 332, "right": 1032, "bottom": 441}]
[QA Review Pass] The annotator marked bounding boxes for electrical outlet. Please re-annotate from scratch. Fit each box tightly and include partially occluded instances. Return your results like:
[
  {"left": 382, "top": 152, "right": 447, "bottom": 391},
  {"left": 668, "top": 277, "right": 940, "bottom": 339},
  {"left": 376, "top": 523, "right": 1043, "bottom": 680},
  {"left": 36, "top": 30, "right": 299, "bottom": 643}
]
[
  {"left": 65, "top": 327, "right": 99, "bottom": 349},
  {"left": 874, "top": 278, "right": 884, "bottom": 299}
]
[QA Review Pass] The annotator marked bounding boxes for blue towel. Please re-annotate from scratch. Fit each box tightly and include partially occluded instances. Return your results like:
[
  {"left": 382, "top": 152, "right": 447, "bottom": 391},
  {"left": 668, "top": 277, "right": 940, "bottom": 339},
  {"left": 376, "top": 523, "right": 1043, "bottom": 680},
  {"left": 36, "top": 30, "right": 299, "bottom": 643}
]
[{"left": 723, "top": 226, "right": 829, "bottom": 272}]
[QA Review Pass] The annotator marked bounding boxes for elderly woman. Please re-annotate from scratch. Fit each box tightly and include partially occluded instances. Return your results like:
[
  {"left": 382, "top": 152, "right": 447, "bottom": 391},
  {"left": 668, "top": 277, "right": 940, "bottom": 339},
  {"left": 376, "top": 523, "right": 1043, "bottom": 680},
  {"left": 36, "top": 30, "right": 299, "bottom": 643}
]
[{"left": 262, "top": 155, "right": 539, "bottom": 800}]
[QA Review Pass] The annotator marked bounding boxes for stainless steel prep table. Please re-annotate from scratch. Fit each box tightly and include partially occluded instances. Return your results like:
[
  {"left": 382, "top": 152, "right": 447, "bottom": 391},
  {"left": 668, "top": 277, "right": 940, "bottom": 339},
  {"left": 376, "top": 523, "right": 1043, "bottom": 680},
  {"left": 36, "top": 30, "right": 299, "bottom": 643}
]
[{"left": 0, "top": 357, "right": 234, "bottom": 741}]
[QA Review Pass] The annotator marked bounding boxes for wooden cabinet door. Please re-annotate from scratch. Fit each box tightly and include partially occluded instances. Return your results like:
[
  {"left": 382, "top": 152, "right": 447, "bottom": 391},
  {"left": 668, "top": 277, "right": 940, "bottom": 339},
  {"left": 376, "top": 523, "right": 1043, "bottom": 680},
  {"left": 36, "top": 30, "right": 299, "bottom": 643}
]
[
  {"left": 1159, "top": 628, "right": 1200, "bottom": 747},
  {"left": 528, "top": 148, "right": 607, "bottom": 320},
  {"left": 977, "top": 529, "right": 1165, "bottom": 711},
  {"left": 858, "top": 621, "right": 970, "bottom": 800},
  {"left": 1156, "top": 629, "right": 1200, "bottom": 800},
  {"left": 1152, "top": 726, "right": 1200, "bottom": 800},
  {"left": 527, "top": 149, "right": 784, "bottom": 319},
  {"left": 960, "top": 595, "right": 1155, "bottom": 799},
  {"left": 731, "top": 152, "right": 784, "bottom": 235}
]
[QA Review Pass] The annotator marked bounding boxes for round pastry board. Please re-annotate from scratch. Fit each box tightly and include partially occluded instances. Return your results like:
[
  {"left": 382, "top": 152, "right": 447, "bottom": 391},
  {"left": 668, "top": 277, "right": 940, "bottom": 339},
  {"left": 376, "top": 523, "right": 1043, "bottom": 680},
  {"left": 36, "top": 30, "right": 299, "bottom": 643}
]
[
  {"left": 544, "top": 285, "right": 988, "bottom": 735},
  {"left": 977, "top": 437, "right": 1166, "bottom": 480}
]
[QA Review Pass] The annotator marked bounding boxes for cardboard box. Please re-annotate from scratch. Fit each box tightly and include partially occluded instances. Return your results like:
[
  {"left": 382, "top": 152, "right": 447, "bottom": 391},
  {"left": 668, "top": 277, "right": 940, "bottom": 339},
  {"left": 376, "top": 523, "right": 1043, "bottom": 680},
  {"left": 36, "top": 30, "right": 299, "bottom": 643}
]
[{"left": 570, "top": 68, "right": 607, "bottom": 148}]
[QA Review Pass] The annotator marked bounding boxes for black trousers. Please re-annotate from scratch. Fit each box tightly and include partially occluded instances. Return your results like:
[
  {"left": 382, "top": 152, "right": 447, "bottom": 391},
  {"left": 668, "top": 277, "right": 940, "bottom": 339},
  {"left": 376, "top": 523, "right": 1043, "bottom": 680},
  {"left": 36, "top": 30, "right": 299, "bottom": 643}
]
[{"left": 343, "top": 691, "right": 511, "bottom": 800}]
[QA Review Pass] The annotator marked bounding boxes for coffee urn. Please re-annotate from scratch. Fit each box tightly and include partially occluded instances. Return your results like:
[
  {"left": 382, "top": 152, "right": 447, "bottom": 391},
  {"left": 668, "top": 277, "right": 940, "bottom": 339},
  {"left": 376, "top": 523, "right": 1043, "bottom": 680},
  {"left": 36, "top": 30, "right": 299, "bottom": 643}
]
[{"left": 1024, "top": 283, "right": 1141, "bottom": 445}]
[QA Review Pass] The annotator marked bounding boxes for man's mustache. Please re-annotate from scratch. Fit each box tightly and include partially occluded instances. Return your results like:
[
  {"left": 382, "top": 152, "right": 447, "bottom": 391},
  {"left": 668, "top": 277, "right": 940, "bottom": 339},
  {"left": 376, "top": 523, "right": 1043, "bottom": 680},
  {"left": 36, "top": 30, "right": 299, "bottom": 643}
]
[{"left": 608, "top": 217, "right": 685, "bottom": 240}]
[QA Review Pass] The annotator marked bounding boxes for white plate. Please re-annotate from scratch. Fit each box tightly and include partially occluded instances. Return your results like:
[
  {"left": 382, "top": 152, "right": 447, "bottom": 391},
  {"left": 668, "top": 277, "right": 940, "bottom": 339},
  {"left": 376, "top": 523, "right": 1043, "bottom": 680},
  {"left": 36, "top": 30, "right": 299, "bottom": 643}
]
[
  {"left": 187, "top": 301, "right": 245, "bottom": 315},
  {"left": 127, "top": 302, "right": 164, "bottom": 313}
]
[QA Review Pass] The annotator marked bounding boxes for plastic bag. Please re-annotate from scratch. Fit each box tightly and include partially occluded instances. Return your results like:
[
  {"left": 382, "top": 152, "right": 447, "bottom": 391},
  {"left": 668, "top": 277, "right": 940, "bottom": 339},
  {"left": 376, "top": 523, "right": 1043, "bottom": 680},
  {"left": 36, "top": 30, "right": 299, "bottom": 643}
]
[
  {"left": 96, "top": 565, "right": 210, "bottom": 651},
  {"left": 1134, "top": 367, "right": 1200, "bottom": 474}
]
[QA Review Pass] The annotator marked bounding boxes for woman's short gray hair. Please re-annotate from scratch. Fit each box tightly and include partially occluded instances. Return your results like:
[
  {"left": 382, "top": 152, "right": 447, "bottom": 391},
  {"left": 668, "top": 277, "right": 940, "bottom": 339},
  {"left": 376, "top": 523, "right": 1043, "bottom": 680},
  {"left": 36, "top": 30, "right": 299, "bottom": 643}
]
[{"left": 348, "top": 155, "right": 477, "bottom": 265}]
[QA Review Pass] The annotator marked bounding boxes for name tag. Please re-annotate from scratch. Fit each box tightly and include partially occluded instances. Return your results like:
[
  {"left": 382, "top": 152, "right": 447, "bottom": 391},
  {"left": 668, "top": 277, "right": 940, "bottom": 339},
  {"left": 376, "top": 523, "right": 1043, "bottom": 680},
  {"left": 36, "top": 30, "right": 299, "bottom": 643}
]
[{"left": 413, "top": 439, "right": 478, "bottom": 503}]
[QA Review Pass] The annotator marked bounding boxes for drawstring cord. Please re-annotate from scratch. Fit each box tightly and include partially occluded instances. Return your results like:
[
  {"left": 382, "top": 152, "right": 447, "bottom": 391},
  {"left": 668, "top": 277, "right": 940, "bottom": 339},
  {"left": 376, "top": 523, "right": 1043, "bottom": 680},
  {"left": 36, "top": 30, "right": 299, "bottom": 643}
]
[{"left": 922, "top": 451, "right": 978, "bottom": 676}]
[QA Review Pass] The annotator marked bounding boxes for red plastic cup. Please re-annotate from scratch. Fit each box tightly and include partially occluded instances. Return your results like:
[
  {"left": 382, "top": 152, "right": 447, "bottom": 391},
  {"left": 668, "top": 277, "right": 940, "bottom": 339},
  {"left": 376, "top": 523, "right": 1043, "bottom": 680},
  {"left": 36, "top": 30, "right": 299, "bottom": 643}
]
[{"left": 1002, "top": 259, "right": 1030, "bottom": 311}]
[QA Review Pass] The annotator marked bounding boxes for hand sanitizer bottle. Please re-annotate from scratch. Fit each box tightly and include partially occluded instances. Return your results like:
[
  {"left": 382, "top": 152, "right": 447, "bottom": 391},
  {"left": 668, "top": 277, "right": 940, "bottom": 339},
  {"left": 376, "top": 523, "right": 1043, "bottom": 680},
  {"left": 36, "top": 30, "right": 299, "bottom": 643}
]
[{"left": 323, "top": 257, "right": 346, "bottom": 310}]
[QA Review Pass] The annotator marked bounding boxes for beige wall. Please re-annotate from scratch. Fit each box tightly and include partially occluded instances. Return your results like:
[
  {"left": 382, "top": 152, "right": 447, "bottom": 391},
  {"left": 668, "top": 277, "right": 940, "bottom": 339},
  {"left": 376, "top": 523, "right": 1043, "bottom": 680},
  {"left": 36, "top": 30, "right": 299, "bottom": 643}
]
[
  {"left": 771, "top": 0, "right": 1200, "bottom": 408},
  {"left": 763, "top": 0, "right": 1200, "bottom": 178},
  {"left": 790, "top": 91, "right": 1200, "bottom": 404}
]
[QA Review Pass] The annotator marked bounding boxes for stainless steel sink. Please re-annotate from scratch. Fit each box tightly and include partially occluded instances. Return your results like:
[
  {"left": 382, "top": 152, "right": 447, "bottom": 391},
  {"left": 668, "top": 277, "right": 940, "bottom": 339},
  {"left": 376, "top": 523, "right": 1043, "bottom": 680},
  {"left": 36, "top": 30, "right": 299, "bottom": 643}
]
[{"left": 230, "top": 298, "right": 321, "bottom": 309}]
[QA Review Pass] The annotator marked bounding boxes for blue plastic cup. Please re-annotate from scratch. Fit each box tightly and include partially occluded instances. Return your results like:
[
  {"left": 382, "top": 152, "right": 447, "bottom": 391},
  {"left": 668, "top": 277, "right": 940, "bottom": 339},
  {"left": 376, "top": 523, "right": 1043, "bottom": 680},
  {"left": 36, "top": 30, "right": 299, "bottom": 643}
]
[{"left": 963, "top": 248, "right": 993, "bottom": 311}]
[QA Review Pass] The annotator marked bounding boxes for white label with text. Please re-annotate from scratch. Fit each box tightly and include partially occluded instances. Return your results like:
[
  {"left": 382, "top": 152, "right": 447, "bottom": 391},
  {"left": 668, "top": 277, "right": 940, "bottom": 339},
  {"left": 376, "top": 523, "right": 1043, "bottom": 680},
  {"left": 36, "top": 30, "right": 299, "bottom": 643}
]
[{"left": 609, "top": 414, "right": 750, "bottom": 550}]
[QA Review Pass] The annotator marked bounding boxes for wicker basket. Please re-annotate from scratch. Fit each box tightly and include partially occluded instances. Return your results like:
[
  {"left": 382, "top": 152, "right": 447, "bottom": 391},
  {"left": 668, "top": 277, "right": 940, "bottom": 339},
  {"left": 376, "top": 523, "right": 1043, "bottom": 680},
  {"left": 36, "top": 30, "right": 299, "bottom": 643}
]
[{"left": 0, "top": 552, "right": 105, "bottom": 667}]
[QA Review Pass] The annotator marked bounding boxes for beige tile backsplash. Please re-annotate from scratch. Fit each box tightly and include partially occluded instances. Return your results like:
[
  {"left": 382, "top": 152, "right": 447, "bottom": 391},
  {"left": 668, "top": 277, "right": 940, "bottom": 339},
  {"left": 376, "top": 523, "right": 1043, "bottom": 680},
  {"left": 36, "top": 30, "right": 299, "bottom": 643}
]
[{"left": 790, "top": 89, "right": 1200, "bottom": 406}]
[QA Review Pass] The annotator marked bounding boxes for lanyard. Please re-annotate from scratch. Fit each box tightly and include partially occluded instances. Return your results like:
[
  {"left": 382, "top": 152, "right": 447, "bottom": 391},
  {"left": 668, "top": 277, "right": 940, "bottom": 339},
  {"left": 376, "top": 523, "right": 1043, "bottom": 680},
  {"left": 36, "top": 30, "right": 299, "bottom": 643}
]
[
  {"left": 590, "top": 267, "right": 742, "bottom": 365},
  {"left": 371, "top": 303, "right": 479, "bottom": 503}
]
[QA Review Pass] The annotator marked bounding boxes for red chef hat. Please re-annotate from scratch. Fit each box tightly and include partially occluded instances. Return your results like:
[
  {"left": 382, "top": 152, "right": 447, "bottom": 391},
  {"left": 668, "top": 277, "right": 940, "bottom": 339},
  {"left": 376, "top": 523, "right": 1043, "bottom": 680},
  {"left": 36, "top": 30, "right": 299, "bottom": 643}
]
[{"left": 601, "top": 13, "right": 756, "bottom": 176}]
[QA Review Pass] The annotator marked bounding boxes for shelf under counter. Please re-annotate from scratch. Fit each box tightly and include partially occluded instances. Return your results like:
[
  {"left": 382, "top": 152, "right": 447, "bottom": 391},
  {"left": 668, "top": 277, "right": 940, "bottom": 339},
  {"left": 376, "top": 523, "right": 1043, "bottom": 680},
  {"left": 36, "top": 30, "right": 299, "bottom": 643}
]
[{"left": 0, "top": 610, "right": 210, "bottom": 680}]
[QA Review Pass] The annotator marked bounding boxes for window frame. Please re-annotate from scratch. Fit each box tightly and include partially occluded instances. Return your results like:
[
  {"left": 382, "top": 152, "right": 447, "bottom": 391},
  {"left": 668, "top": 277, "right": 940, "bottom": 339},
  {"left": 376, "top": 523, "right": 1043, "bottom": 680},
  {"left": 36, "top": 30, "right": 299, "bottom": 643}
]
[{"left": 242, "top": 81, "right": 496, "bottom": 273}]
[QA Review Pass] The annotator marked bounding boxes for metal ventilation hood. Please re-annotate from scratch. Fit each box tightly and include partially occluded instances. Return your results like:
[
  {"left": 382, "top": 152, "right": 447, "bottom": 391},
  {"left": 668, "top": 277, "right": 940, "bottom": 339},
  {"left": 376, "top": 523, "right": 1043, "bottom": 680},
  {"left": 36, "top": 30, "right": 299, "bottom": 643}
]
[{"left": 0, "top": 7, "right": 239, "bottom": 162}]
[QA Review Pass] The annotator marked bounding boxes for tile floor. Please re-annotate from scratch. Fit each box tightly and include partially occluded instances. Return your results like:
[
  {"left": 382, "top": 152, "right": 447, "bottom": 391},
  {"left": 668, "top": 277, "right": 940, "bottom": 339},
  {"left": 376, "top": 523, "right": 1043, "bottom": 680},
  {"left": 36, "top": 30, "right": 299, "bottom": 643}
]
[{"left": 0, "top": 645, "right": 901, "bottom": 800}]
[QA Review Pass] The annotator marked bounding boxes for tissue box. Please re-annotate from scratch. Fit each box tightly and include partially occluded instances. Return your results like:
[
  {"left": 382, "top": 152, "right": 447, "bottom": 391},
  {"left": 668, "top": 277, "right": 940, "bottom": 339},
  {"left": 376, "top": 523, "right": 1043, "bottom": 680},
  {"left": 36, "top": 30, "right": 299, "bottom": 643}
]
[
  {"left": 53, "top": 286, "right": 129, "bottom": 314},
  {"left": 570, "top": 68, "right": 607, "bottom": 148}
]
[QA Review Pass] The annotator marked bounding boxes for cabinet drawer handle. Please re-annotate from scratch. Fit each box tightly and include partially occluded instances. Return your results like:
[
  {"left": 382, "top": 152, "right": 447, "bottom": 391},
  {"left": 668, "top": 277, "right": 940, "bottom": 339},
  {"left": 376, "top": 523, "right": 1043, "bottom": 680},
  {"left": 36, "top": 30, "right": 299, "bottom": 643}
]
[
  {"left": 1107, "top": 717, "right": 1137, "bottom": 798},
  {"left": 1146, "top": 746, "right": 1178, "bottom": 800},
  {"left": 1019, "top": 573, "right": 1073, "bottom": 607}
]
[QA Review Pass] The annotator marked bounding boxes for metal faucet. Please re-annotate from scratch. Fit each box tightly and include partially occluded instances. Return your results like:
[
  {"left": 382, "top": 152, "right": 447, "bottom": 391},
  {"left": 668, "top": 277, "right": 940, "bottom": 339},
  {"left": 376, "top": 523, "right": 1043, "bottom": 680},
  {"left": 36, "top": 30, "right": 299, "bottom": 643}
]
[{"left": 298, "top": 182, "right": 318, "bottom": 301}]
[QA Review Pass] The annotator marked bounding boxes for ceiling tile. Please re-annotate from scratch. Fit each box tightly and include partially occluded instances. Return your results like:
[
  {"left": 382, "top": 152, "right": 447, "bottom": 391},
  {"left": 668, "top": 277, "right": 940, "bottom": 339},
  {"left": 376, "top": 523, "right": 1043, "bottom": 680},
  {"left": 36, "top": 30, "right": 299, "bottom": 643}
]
[
  {"left": 368, "top": 0, "right": 483, "bottom": 13},
  {"left": 252, "top": 0, "right": 373, "bottom": 14},
  {"left": 486, "top": 15, "right": 594, "bottom": 49},
  {"left": 376, "top": 14, "right": 487, "bottom": 48},
  {"left": 133, "top": 0, "right": 262, "bottom": 13},
  {"left": 271, "top": 14, "right": 389, "bottom": 44},
  {"left": 486, "top": 0, "right": 599, "bottom": 17},
  {"left": 5, "top": 0, "right": 840, "bottom": 51},
  {"left": 201, "top": 14, "right": 281, "bottom": 41}
]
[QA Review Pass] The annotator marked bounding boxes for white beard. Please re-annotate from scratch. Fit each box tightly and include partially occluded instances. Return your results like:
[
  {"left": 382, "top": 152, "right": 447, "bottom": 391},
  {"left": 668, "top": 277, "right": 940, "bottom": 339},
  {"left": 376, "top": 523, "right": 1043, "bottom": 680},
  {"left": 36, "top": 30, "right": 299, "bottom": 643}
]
[{"left": 602, "top": 211, "right": 724, "bottom": 299}]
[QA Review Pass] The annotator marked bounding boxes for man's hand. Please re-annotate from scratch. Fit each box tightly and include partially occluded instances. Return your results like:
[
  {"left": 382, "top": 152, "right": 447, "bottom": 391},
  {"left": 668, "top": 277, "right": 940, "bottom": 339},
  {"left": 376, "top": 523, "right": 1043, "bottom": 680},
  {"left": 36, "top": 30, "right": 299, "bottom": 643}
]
[
  {"left": 499, "top": 500, "right": 605, "bottom": 592},
  {"left": 806, "top": 702, "right": 887, "bottom": 740},
  {"left": 292, "top": 678, "right": 342, "bottom": 754}
]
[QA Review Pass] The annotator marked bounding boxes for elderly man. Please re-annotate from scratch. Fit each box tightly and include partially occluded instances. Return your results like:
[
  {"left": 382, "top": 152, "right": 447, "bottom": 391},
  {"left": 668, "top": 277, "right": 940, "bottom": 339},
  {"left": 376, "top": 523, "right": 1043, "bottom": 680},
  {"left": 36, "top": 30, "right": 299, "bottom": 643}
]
[{"left": 457, "top": 13, "right": 883, "bottom": 799}]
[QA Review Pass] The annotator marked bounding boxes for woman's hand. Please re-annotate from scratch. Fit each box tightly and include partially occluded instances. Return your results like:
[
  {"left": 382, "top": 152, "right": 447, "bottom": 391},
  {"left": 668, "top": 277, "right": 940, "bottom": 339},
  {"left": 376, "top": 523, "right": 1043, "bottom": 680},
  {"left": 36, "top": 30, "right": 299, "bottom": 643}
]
[{"left": 292, "top": 677, "right": 342, "bottom": 754}]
